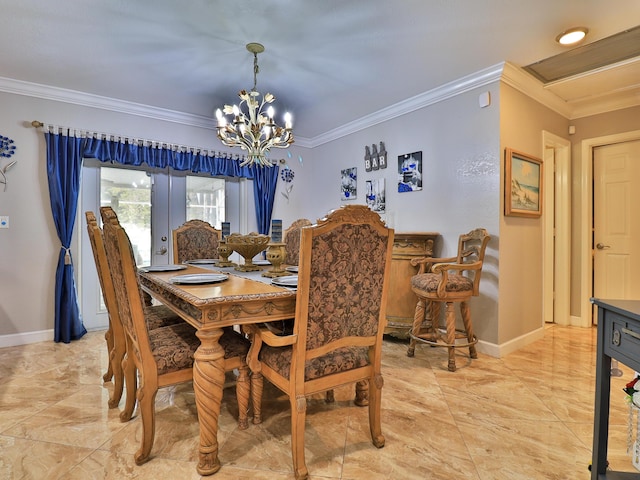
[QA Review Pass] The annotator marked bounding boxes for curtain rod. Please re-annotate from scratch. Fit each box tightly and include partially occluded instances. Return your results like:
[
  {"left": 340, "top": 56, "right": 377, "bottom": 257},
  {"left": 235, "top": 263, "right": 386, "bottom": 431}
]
[{"left": 29, "top": 119, "right": 246, "bottom": 159}]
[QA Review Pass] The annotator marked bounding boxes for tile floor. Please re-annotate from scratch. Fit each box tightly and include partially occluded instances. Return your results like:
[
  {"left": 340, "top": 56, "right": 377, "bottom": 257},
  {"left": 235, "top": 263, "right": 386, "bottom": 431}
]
[{"left": 0, "top": 325, "right": 638, "bottom": 479}]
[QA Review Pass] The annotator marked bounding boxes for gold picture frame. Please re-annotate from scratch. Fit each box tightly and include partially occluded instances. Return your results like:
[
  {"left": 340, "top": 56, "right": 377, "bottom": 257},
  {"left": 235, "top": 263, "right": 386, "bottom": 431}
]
[{"left": 505, "top": 148, "right": 542, "bottom": 218}]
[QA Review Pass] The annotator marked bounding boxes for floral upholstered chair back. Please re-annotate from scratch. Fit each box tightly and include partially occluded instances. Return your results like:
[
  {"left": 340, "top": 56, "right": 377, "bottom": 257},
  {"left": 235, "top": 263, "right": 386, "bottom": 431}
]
[
  {"left": 100, "top": 207, "right": 150, "bottom": 371},
  {"left": 172, "top": 219, "right": 221, "bottom": 264},
  {"left": 85, "top": 211, "right": 127, "bottom": 400},
  {"left": 85, "top": 211, "right": 124, "bottom": 346},
  {"left": 283, "top": 218, "right": 312, "bottom": 266},
  {"left": 297, "top": 205, "right": 394, "bottom": 357}
]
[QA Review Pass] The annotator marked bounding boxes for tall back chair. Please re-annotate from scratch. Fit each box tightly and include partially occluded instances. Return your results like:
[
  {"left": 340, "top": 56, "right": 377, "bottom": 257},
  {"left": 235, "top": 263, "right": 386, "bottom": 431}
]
[
  {"left": 100, "top": 206, "right": 256, "bottom": 465},
  {"left": 85, "top": 211, "right": 182, "bottom": 408},
  {"left": 246, "top": 205, "right": 394, "bottom": 479},
  {"left": 407, "top": 228, "right": 490, "bottom": 371},
  {"left": 283, "top": 218, "right": 312, "bottom": 266},
  {"left": 172, "top": 219, "right": 221, "bottom": 264}
]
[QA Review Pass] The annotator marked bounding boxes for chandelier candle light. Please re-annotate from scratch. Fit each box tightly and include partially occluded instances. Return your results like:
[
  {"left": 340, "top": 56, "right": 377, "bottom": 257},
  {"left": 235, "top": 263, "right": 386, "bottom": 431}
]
[{"left": 215, "top": 43, "right": 294, "bottom": 167}]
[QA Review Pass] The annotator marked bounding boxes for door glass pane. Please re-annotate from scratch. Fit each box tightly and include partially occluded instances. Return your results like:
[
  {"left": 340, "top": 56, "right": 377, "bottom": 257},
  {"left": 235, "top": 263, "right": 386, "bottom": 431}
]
[
  {"left": 186, "top": 176, "right": 225, "bottom": 227},
  {"left": 100, "top": 166, "right": 152, "bottom": 265}
]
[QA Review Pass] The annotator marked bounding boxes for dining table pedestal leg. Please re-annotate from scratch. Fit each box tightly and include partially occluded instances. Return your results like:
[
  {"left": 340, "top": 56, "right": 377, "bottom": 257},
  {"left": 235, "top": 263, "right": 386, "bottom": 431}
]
[{"left": 193, "top": 328, "right": 226, "bottom": 476}]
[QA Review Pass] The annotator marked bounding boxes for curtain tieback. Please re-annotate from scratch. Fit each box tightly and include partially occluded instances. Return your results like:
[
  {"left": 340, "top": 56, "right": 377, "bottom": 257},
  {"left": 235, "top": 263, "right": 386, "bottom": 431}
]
[{"left": 63, "top": 246, "right": 72, "bottom": 265}]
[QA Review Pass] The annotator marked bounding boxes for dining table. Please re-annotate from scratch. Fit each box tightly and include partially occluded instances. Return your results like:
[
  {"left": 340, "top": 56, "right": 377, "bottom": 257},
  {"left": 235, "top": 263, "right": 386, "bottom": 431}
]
[{"left": 137, "top": 261, "right": 297, "bottom": 476}]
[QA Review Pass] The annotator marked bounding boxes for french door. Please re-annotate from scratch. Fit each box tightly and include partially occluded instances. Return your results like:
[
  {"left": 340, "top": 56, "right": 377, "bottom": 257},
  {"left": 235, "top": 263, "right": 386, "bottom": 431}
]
[{"left": 79, "top": 161, "right": 241, "bottom": 331}]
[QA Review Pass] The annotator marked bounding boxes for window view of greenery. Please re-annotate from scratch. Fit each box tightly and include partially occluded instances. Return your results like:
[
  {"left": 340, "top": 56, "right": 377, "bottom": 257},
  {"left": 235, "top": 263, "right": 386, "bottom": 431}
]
[
  {"left": 186, "top": 176, "right": 225, "bottom": 227},
  {"left": 100, "top": 166, "right": 151, "bottom": 265}
]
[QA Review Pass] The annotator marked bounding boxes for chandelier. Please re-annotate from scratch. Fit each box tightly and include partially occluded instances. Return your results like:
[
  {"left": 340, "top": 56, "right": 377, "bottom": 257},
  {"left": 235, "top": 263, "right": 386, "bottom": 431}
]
[{"left": 215, "top": 43, "right": 294, "bottom": 167}]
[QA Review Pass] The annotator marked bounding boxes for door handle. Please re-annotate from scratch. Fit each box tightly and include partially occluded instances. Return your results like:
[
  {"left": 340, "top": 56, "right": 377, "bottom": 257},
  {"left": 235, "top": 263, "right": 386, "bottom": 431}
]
[
  {"left": 596, "top": 243, "right": 611, "bottom": 250},
  {"left": 155, "top": 246, "right": 168, "bottom": 255}
]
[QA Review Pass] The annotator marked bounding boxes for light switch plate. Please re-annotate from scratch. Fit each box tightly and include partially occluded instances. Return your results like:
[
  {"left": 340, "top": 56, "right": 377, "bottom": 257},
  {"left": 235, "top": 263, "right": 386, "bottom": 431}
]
[{"left": 0, "top": 216, "right": 9, "bottom": 228}]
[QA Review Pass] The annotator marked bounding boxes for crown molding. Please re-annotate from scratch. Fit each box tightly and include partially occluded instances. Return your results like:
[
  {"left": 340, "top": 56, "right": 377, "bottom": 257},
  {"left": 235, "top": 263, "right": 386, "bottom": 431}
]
[
  {"left": 569, "top": 89, "right": 640, "bottom": 119},
  {"left": 309, "top": 64, "right": 505, "bottom": 147},
  {"left": 500, "top": 61, "right": 640, "bottom": 120},
  {"left": 499, "top": 62, "right": 573, "bottom": 118},
  {"left": 2, "top": 65, "right": 638, "bottom": 150},
  {"left": 0, "top": 76, "right": 217, "bottom": 129}
]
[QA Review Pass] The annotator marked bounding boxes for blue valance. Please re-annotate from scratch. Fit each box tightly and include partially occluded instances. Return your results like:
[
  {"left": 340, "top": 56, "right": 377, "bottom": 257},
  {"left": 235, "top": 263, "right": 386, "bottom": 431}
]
[{"left": 81, "top": 136, "right": 279, "bottom": 235}]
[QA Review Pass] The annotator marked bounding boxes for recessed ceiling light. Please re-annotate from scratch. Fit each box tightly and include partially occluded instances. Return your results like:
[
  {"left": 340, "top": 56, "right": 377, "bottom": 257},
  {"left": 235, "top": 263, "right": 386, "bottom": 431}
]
[{"left": 556, "top": 27, "right": 589, "bottom": 46}]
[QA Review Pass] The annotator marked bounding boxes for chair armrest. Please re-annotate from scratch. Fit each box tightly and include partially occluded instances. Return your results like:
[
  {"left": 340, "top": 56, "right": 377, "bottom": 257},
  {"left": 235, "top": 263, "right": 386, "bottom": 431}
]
[
  {"left": 244, "top": 323, "right": 297, "bottom": 347},
  {"left": 410, "top": 255, "right": 457, "bottom": 274},
  {"left": 431, "top": 260, "right": 482, "bottom": 274},
  {"left": 243, "top": 324, "right": 298, "bottom": 373},
  {"left": 430, "top": 260, "right": 483, "bottom": 297}
]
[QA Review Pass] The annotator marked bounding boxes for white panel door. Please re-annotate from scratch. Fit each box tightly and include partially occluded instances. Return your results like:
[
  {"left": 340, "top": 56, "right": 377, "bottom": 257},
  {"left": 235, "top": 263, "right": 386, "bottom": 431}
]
[{"left": 593, "top": 140, "right": 640, "bottom": 300}]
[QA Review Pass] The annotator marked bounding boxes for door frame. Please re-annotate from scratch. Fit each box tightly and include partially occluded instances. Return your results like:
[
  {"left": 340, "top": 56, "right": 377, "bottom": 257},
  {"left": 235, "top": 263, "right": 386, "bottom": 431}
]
[
  {"left": 579, "top": 129, "right": 640, "bottom": 327},
  {"left": 542, "top": 131, "right": 571, "bottom": 325}
]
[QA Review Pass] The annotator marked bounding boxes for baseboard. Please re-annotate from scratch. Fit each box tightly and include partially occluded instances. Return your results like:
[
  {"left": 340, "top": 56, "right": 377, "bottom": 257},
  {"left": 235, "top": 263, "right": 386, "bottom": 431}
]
[
  {"left": 570, "top": 314, "right": 591, "bottom": 327},
  {"left": 476, "top": 326, "right": 546, "bottom": 358},
  {"left": 0, "top": 329, "right": 54, "bottom": 348}
]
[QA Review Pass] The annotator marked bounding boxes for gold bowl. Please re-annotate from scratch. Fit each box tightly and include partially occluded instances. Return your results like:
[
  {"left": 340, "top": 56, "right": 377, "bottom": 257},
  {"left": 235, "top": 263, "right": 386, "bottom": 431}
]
[{"left": 226, "top": 232, "right": 271, "bottom": 271}]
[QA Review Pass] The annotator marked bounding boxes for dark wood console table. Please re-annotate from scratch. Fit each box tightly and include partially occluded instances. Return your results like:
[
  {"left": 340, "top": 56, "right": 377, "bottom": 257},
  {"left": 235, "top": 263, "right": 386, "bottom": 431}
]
[{"left": 590, "top": 298, "right": 640, "bottom": 479}]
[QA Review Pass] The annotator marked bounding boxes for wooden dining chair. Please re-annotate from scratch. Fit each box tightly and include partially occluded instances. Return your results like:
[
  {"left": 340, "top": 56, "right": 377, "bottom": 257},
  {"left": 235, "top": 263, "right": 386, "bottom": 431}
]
[
  {"left": 99, "top": 206, "right": 258, "bottom": 465},
  {"left": 245, "top": 205, "right": 394, "bottom": 479},
  {"left": 85, "top": 211, "right": 183, "bottom": 408},
  {"left": 407, "top": 228, "right": 490, "bottom": 371},
  {"left": 263, "top": 218, "right": 314, "bottom": 337},
  {"left": 283, "top": 218, "right": 312, "bottom": 266},
  {"left": 172, "top": 219, "right": 221, "bottom": 264}
]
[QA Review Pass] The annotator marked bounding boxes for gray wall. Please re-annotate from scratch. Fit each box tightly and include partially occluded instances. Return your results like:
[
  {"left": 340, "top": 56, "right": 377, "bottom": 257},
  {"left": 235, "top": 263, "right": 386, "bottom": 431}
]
[
  {"left": 498, "top": 84, "right": 568, "bottom": 343},
  {"left": 273, "top": 83, "right": 503, "bottom": 346}
]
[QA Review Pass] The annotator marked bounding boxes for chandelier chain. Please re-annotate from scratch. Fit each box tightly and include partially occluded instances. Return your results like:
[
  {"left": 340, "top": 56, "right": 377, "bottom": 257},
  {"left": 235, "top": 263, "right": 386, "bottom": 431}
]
[{"left": 253, "top": 52, "right": 259, "bottom": 91}]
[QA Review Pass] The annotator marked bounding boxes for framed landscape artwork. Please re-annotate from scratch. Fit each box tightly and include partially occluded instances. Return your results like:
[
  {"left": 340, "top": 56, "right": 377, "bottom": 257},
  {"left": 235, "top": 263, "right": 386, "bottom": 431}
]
[{"left": 504, "top": 148, "right": 542, "bottom": 217}]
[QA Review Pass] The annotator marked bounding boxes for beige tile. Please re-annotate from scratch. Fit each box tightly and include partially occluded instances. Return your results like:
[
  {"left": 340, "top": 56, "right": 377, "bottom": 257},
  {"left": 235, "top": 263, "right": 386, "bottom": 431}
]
[
  {"left": 0, "top": 435, "right": 93, "bottom": 480},
  {"left": 1, "top": 327, "right": 640, "bottom": 479}
]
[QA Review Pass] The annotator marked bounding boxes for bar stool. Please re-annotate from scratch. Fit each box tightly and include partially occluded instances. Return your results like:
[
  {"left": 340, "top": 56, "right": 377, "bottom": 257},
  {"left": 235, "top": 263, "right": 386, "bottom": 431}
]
[{"left": 406, "top": 228, "right": 490, "bottom": 371}]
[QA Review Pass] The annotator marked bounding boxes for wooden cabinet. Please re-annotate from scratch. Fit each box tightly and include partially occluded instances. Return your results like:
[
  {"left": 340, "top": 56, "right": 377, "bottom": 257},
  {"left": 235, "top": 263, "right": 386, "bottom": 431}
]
[{"left": 384, "top": 232, "right": 439, "bottom": 338}]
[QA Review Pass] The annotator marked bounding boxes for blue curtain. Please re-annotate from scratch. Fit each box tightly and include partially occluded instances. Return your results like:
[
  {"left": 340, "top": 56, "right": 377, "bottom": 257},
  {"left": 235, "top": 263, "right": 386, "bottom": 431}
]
[
  {"left": 45, "top": 131, "right": 87, "bottom": 343},
  {"left": 252, "top": 164, "right": 279, "bottom": 234}
]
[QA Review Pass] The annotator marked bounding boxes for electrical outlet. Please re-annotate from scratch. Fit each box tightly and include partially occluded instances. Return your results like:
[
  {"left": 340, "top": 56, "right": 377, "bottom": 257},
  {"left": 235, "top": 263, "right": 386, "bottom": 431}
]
[{"left": 0, "top": 216, "right": 9, "bottom": 228}]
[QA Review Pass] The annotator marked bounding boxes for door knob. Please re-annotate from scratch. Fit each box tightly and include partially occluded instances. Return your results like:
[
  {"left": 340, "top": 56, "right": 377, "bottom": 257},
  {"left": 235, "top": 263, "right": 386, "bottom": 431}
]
[
  {"left": 155, "top": 246, "right": 168, "bottom": 255},
  {"left": 596, "top": 243, "right": 611, "bottom": 250}
]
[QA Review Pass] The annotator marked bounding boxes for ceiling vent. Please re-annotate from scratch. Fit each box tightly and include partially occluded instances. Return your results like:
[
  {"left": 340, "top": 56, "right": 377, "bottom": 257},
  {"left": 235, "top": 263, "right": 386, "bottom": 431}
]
[{"left": 524, "top": 25, "right": 640, "bottom": 83}]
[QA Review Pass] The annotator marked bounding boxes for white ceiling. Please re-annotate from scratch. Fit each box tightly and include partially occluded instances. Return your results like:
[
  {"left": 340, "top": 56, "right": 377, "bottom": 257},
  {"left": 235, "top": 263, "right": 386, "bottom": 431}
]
[{"left": 0, "top": 1, "right": 638, "bottom": 142}]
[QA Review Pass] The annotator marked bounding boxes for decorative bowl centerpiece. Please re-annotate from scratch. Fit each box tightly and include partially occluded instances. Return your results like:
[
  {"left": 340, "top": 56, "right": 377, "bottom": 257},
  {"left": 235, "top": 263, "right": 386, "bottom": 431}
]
[{"left": 226, "top": 232, "right": 271, "bottom": 271}]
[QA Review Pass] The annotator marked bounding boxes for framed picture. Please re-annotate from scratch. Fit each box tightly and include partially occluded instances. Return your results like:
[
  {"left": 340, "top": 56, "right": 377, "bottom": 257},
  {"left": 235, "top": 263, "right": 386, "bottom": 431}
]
[
  {"left": 504, "top": 148, "right": 542, "bottom": 217},
  {"left": 366, "top": 178, "right": 385, "bottom": 213},
  {"left": 340, "top": 167, "right": 357, "bottom": 201},
  {"left": 397, "top": 151, "right": 422, "bottom": 192}
]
